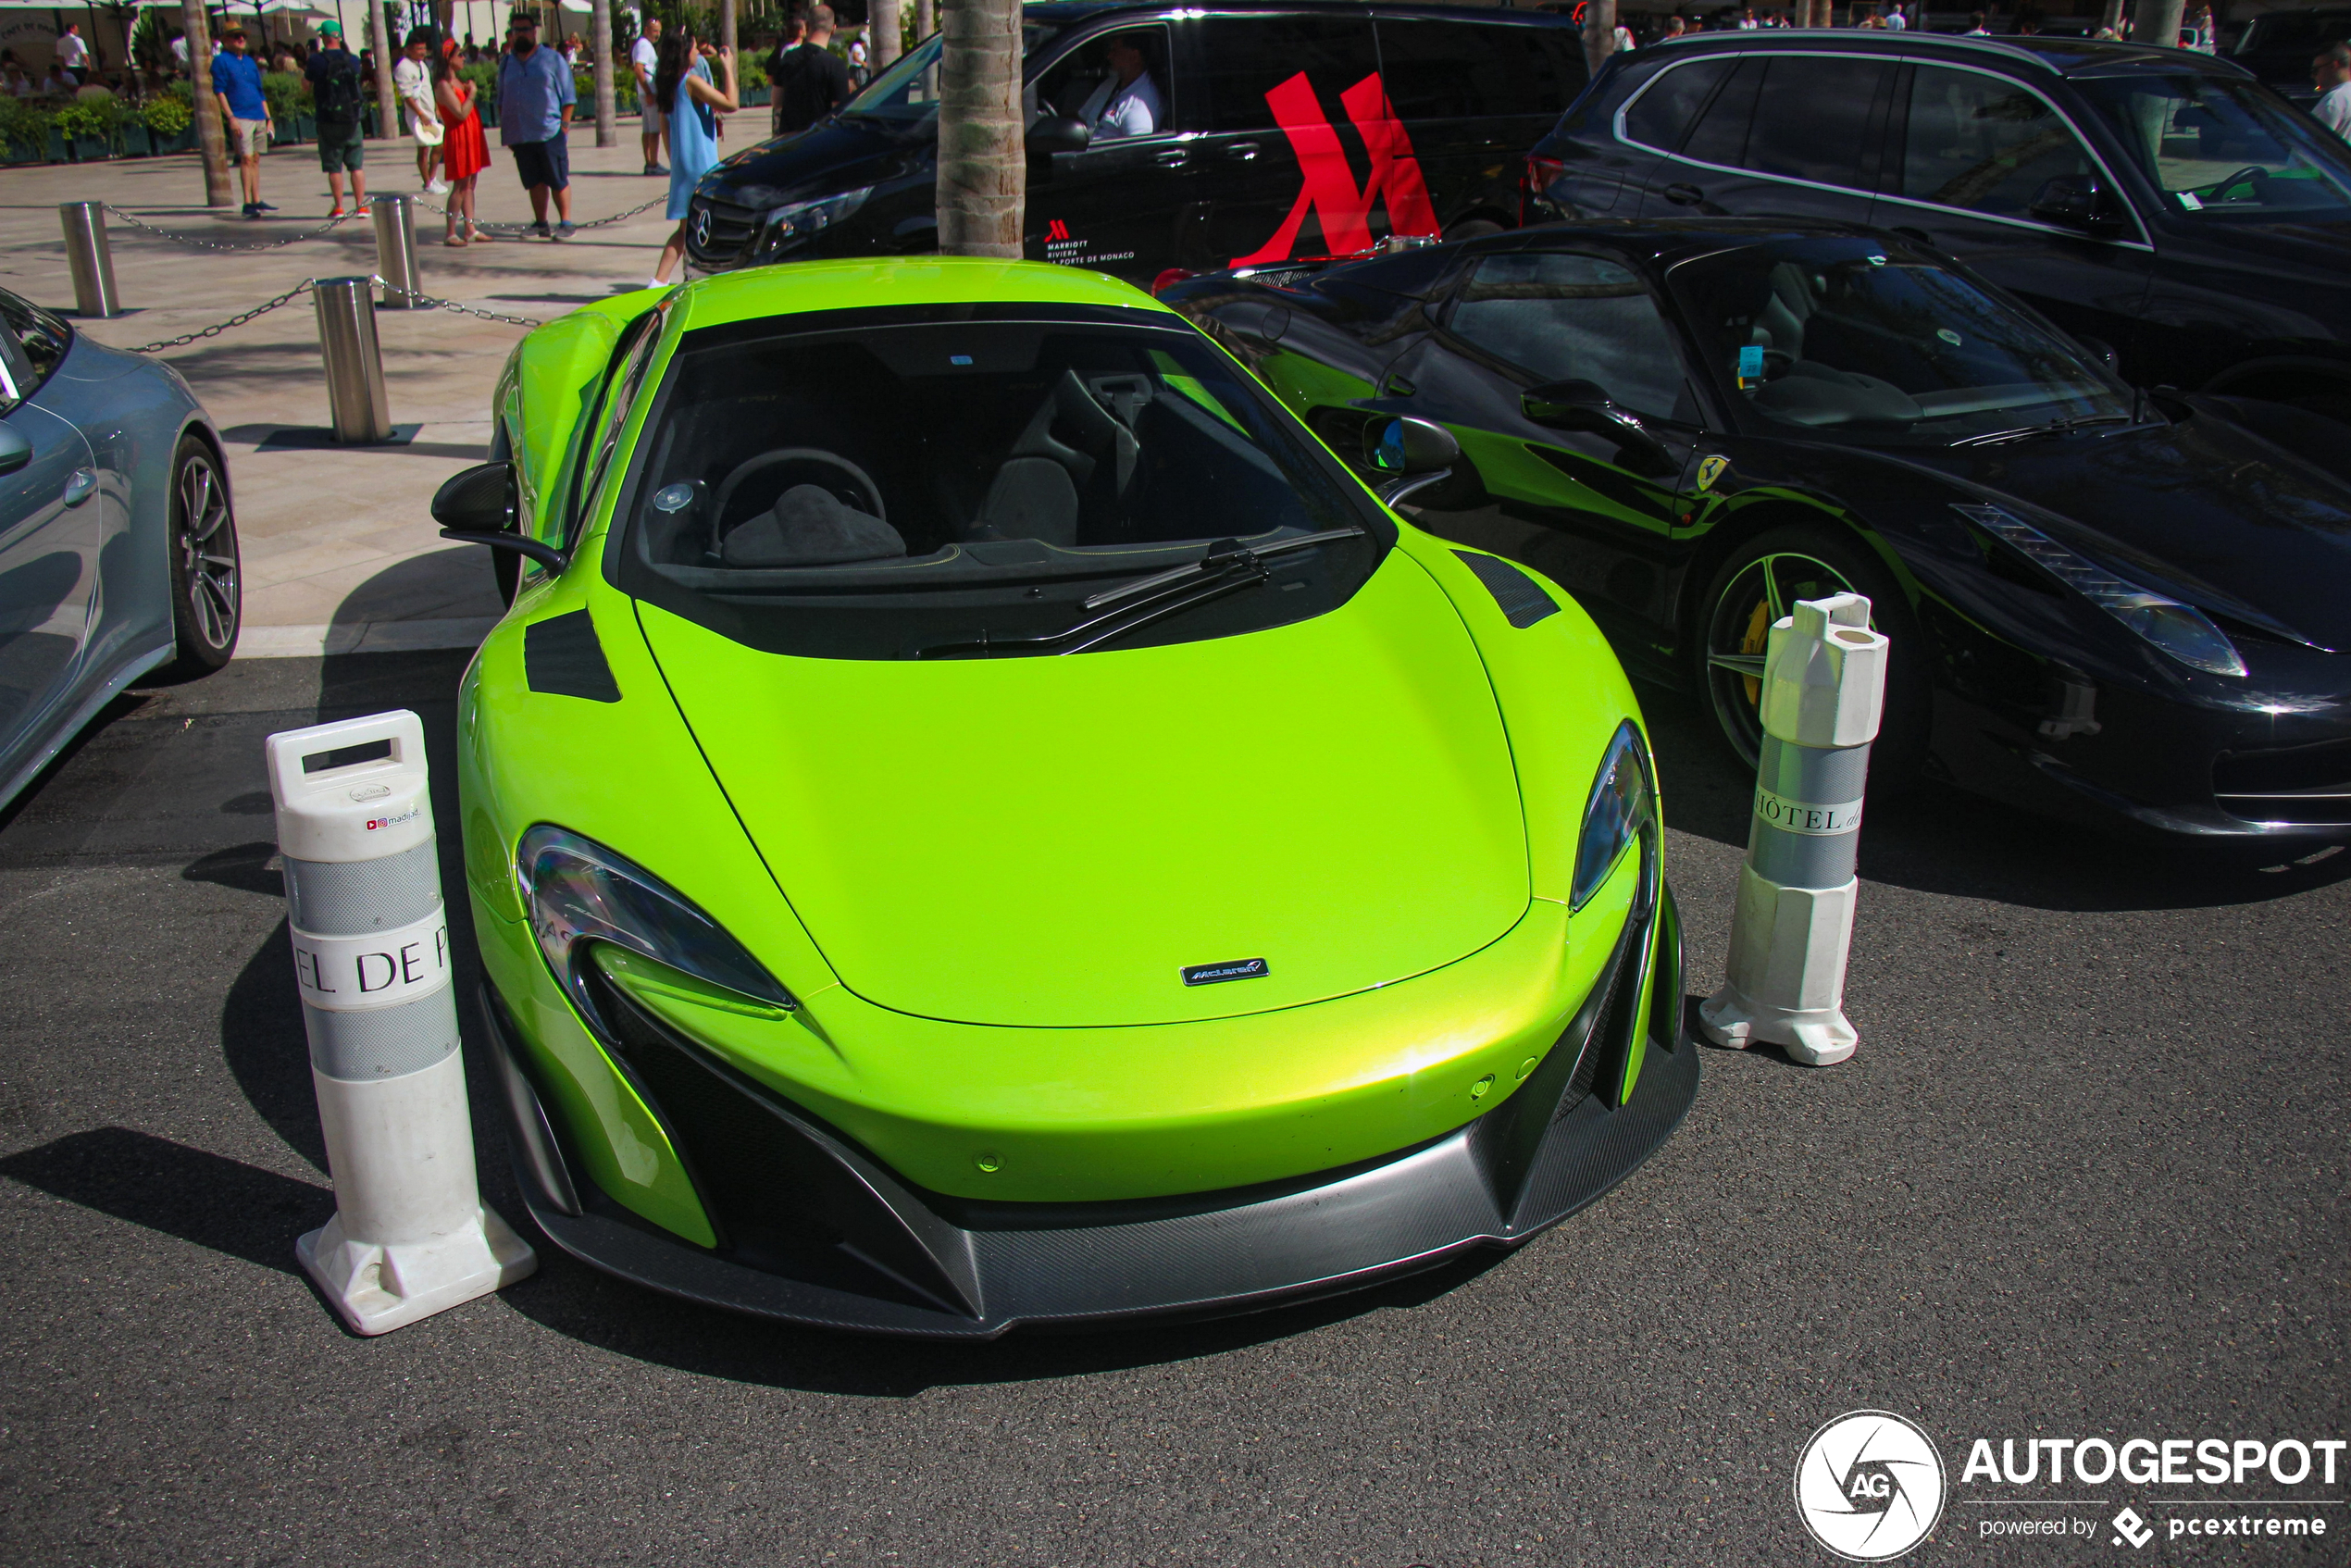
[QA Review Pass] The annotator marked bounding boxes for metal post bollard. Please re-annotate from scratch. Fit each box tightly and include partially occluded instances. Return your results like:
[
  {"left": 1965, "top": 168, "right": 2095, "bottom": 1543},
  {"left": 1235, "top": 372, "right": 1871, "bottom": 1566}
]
[
  {"left": 266, "top": 711, "right": 536, "bottom": 1335},
  {"left": 58, "top": 202, "right": 121, "bottom": 318},
  {"left": 313, "top": 276, "right": 392, "bottom": 443},
  {"left": 371, "top": 193, "right": 422, "bottom": 309},
  {"left": 1698, "top": 592, "right": 1888, "bottom": 1066}
]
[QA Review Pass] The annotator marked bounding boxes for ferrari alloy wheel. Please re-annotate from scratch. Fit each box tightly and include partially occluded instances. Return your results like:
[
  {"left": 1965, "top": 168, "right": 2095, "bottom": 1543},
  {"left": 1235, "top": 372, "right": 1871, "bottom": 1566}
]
[
  {"left": 1699, "top": 546, "right": 1859, "bottom": 769},
  {"left": 167, "top": 436, "right": 240, "bottom": 673}
]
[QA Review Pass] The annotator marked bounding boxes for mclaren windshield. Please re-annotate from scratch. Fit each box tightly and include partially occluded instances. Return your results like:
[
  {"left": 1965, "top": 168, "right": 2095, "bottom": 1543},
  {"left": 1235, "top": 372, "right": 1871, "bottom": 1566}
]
[
  {"left": 1668, "top": 239, "right": 2133, "bottom": 444},
  {"left": 613, "top": 306, "right": 1392, "bottom": 659}
]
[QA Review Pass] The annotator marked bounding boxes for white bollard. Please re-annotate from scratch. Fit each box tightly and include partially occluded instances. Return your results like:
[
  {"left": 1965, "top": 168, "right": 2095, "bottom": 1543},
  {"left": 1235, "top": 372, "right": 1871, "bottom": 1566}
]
[
  {"left": 265, "top": 710, "right": 535, "bottom": 1334},
  {"left": 1698, "top": 593, "right": 1889, "bottom": 1067}
]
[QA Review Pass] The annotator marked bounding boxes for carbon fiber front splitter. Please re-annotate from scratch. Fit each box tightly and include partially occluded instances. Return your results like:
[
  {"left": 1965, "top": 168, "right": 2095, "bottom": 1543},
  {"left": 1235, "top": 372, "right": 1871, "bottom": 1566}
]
[{"left": 479, "top": 886, "right": 1698, "bottom": 1339}]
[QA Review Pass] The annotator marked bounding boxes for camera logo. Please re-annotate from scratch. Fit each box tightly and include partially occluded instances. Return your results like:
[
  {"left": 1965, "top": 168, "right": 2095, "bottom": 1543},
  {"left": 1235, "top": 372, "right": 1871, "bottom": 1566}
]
[
  {"left": 1795, "top": 1411, "right": 1947, "bottom": 1562},
  {"left": 2112, "top": 1507, "right": 2155, "bottom": 1549}
]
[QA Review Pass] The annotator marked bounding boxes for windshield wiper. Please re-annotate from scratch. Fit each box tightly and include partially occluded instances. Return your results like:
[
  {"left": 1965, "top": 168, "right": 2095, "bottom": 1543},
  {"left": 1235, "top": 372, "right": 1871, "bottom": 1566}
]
[
  {"left": 1950, "top": 414, "right": 2137, "bottom": 449},
  {"left": 1080, "top": 526, "right": 1366, "bottom": 611}
]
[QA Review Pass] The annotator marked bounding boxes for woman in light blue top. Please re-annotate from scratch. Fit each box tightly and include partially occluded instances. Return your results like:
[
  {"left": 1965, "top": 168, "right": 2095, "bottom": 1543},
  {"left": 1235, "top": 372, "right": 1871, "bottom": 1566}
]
[{"left": 650, "top": 25, "right": 738, "bottom": 288}]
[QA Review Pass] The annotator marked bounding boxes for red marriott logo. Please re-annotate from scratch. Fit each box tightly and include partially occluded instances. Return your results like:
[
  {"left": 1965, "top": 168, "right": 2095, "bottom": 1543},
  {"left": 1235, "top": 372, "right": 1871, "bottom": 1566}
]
[
  {"left": 1231, "top": 71, "right": 1439, "bottom": 267},
  {"left": 1045, "top": 218, "right": 1071, "bottom": 243}
]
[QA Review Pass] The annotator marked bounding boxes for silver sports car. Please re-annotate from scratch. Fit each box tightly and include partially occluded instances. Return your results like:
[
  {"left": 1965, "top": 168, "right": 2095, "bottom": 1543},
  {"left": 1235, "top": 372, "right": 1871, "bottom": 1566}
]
[{"left": 0, "top": 286, "right": 239, "bottom": 810}]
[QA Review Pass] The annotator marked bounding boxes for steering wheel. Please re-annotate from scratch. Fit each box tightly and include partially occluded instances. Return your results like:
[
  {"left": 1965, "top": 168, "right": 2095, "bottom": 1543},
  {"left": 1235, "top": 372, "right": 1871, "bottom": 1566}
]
[
  {"left": 711, "top": 449, "right": 888, "bottom": 536},
  {"left": 2208, "top": 166, "right": 2270, "bottom": 203},
  {"left": 1760, "top": 347, "right": 1795, "bottom": 379}
]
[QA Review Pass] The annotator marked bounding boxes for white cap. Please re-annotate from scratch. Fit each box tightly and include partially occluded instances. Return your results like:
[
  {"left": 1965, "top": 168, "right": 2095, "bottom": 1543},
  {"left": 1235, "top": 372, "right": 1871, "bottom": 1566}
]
[
  {"left": 1760, "top": 593, "right": 1889, "bottom": 750},
  {"left": 264, "top": 710, "right": 435, "bottom": 862}
]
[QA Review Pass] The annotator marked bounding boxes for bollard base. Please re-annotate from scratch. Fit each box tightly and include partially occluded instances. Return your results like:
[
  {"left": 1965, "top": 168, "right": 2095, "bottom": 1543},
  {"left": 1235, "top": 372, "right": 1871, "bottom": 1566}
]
[
  {"left": 297, "top": 1204, "right": 537, "bottom": 1336},
  {"left": 1697, "top": 987, "right": 1859, "bottom": 1065}
]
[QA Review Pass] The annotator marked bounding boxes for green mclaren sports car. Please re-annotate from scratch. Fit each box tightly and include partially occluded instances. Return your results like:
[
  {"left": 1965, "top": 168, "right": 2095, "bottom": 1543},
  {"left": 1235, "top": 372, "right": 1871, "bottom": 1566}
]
[{"left": 435, "top": 258, "right": 1696, "bottom": 1338}]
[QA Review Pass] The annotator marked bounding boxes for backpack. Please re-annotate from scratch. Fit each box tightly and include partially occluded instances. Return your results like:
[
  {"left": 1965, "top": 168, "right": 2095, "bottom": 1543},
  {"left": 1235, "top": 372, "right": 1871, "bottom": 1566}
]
[{"left": 313, "top": 56, "right": 363, "bottom": 123}]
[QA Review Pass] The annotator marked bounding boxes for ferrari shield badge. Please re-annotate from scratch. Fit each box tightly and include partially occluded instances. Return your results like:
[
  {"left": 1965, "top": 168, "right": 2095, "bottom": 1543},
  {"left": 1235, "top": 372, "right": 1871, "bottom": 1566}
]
[{"left": 1696, "top": 454, "right": 1730, "bottom": 492}]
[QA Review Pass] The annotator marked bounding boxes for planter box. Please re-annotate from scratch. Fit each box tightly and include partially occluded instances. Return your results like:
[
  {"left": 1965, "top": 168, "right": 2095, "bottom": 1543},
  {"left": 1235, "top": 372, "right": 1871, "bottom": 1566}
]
[
  {"left": 69, "top": 134, "right": 111, "bottom": 161},
  {"left": 119, "top": 122, "right": 152, "bottom": 156},
  {"left": 744, "top": 86, "right": 770, "bottom": 106},
  {"left": 47, "top": 128, "right": 68, "bottom": 161},
  {"left": 2, "top": 137, "right": 44, "bottom": 165},
  {"left": 156, "top": 125, "right": 196, "bottom": 154}
]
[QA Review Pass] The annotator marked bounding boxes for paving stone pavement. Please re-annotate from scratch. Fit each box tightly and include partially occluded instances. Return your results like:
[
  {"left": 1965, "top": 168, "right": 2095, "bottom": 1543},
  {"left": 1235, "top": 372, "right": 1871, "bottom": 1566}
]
[{"left": 1, "top": 133, "right": 690, "bottom": 653}]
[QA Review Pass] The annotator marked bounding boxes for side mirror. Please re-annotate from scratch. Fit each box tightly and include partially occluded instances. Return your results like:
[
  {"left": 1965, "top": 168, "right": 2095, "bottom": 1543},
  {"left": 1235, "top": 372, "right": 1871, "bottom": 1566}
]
[
  {"left": 2028, "top": 177, "right": 2125, "bottom": 235},
  {"left": 1521, "top": 380, "right": 1678, "bottom": 479},
  {"left": 431, "top": 461, "right": 567, "bottom": 570},
  {"left": 1363, "top": 417, "right": 1460, "bottom": 507},
  {"left": 1026, "top": 116, "right": 1090, "bottom": 156},
  {"left": 1366, "top": 416, "right": 1459, "bottom": 476},
  {"left": 0, "top": 420, "right": 31, "bottom": 478}
]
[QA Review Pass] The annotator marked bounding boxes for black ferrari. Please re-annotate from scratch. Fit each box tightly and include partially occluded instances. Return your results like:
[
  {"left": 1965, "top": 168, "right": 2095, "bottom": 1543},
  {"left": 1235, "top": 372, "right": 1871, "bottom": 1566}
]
[{"left": 1162, "top": 219, "right": 2351, "bottom": 840}]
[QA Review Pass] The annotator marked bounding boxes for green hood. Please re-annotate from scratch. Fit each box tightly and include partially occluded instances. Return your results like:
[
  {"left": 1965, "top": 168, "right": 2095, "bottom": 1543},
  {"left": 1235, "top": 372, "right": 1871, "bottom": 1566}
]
[{"left": 635, "top": 553, "right": 1530, "bottom": 1027}]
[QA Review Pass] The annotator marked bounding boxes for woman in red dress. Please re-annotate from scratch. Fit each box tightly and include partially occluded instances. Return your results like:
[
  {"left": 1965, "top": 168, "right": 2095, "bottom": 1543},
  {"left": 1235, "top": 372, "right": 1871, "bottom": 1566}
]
[{"left": 431, "top": 52, "right": 492, "bottom": 245}]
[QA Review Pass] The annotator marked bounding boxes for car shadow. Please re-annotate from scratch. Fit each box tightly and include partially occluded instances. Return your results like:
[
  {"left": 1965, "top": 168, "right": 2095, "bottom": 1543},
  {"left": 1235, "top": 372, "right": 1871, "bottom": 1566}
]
[{"left": 1641, "top": 681, "right": 2351, "bottom": 914}]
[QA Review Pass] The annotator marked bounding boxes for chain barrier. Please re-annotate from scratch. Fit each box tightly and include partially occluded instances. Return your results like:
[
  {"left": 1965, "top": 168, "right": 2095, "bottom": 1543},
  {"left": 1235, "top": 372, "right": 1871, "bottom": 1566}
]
[
  {"left": 411, "top": 193, "right": 666, "bottom": 235},
  {"left": 124, "top": 279, "right": 320, "bottom": 354},
  {"left": 120, "top": 277, "right": 542, "bottom": 355},
  {"left": 371, "top": 278, "right": 546, "bottom": 328},
  {"left": 104, "top": 205, "right": 357, "bottom": 253}
]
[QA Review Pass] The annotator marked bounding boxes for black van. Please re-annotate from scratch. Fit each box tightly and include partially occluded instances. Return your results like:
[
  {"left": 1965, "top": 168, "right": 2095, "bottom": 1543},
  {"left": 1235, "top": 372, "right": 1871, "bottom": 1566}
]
[
  {"left": 1525, "top": 32, "right": 2351, "bottom": 422},
  {"left": 2227, "top": 6, "right": 2351, "bottom": 109},
  {"left": 684, "top": 0, "right": 1586, "bottom": 283}
]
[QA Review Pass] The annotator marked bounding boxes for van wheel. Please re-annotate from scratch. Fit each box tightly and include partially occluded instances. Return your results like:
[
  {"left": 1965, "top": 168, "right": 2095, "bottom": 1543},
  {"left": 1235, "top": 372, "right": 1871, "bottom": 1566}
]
[
  {"left": 1691, "top": 523, "right": 1926, "bottom": 788},
  {"left": 165, "top": 435, "right": 241, "bottom": 675},
  {"left": 1443, "top": 218, "right": 1504, "bottom": 242}
]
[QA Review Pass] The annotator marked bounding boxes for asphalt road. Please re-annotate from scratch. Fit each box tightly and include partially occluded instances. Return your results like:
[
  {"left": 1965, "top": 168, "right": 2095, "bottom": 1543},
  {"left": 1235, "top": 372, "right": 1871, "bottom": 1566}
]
[{"left": 1, "top": 649, "right": 2344, "bottom": 1567}]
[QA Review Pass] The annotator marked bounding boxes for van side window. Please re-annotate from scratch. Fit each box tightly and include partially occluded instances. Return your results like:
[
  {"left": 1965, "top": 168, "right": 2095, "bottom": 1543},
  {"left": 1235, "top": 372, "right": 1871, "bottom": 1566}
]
[
  {"left": 1743, "top": 56, "right": 1890, "bottom": 190},
  {"left": 1193, "top": 17, "right": 1378, "bottom": 132},
  {"left": 1900, "top": 66, "right": 2098, "bottom": 222},
  {"left": 1447, "top": 253, "right": 1686, "bottom": 421},
  {"left": 1033, "top": 26, "right": 1173, "bottom": 136},
  {"left": 1374, "top": 20, "right": 1554, "bottom": 120},
  {"left": 1678, "top": 56, "right": 1762, "bottom": 167},
  {"left": 1623, "top": 57, "right": 1734, "bottom": 154}
]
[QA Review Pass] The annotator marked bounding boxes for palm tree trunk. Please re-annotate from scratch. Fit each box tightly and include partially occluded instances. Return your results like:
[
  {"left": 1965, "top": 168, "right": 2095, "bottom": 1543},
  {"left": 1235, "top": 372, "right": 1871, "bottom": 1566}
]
[
  {"left": 180, "top": 0, "right": 231, "bottom": 205},
  {"left": 1582, "top": 0, "right": 1616, "bottom": 79},
  {"left": 2133, "top": 0, "right": 2186, "bottom": 46},
  {"left": 916, "top": 0, "right": 933, "bottom": 45},
  {"left": 935, "top": 0, "right": 1022, "bottom": 256},
  {"left": 870, "top": 0, "right": 901, "bottom": 71},
  {"left": 591, "top": 0, "right": 616, "bottom": 144},
  {"left": 720, "top": 0, "right": 737, "bottom": 58},
  {"left": 367, "top": 0, "right": 398, "bottom": 143}
]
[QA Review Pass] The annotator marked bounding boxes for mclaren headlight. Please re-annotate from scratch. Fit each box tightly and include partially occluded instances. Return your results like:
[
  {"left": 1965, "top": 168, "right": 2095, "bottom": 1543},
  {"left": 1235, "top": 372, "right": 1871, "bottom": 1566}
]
[
  {"left": 1572, "top": 720, "right": 1655, "bottom": 912},
  {"left": 755, "top": 186, "right": 874, "bottom": 255},
  {"left": 516, "top": 825, "right": 795, "bottom": 1037},
  {"left": 1956, "top": 504, "right": 2246, "bottom": 678}
]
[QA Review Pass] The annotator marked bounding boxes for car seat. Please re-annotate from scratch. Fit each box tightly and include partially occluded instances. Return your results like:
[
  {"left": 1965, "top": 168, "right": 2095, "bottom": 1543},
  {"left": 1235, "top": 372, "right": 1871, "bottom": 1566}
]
[{"left": 970, "top": 369, "right": 1141, "bottom": 546}]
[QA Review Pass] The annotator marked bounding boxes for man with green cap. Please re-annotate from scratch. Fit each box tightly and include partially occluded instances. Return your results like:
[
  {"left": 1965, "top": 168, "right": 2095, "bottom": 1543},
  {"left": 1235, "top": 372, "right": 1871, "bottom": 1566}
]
[{"left": 304, "top": 19, "right": 371, "bottom": 218}]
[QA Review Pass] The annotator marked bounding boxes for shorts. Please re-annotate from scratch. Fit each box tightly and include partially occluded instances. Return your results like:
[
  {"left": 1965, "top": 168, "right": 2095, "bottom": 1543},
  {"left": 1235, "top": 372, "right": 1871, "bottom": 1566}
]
[
  {"left": 509, "top": 132, "right": 570, "bottom": 193},
  {"left": 317, "top": 120, "right": 363, "bottom": 173},
  {"left": 227, "top": 116, "right": 267, "bottom": 157},
  {"left": 641, "top": 100, "right": 665, "bottom": 133}
]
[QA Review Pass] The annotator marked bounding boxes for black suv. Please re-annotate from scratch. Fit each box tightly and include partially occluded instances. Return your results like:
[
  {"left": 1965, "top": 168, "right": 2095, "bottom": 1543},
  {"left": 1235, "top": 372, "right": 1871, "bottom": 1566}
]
[
  {"left": 1527, "top": 32, "right": 2351, "bottom": 422},
  {"left": 685, "top": 0, "right": 1585, "bottom": 284}
]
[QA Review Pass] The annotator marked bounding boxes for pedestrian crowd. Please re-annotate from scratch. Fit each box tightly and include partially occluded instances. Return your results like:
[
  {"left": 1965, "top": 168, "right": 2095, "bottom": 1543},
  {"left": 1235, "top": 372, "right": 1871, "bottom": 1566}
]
[{"left": 1591, "top": 2, "right": 2235, "bottom": 45}]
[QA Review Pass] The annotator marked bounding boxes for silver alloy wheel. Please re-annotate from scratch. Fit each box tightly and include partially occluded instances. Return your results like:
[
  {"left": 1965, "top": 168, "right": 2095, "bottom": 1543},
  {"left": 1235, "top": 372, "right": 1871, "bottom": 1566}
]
[
  {"left": 1702, "top": 550, "right": 1857, "bottom": 767},
  {"left": 178, "top": 451, "right": 239, "bottom": 652}
]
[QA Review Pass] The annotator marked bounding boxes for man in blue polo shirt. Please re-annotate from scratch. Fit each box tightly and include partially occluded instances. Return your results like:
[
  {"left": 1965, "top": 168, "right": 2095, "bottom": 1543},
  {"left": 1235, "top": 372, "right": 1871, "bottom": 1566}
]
[
  {"left": 209, "top": 28, "right": 273, "bottom": 218},
  {"left": 496, "top": 13, "right": 576, "bottom": 239}
]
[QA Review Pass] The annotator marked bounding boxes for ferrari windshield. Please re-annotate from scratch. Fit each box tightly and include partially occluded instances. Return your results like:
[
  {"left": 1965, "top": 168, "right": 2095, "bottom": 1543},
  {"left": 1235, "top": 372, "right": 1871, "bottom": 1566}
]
[
  {"left": 2076, "top": 74, "right": 2351, "bottom": 223},
  {"left": 1667, "top": 240, "right": 2131, "bottom": 442},
  {"left": 613, "top": 308, "right": 1390, "bottom": 659}
]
